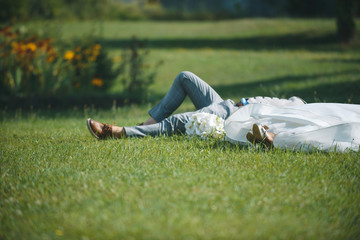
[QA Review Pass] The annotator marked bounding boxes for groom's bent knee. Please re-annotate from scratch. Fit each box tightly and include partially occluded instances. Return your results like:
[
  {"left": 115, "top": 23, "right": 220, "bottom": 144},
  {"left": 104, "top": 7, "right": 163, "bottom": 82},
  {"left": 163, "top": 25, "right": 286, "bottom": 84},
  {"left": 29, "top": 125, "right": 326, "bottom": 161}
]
[{"left": 176, "top": 71, "right": 196, "bottom": 85}]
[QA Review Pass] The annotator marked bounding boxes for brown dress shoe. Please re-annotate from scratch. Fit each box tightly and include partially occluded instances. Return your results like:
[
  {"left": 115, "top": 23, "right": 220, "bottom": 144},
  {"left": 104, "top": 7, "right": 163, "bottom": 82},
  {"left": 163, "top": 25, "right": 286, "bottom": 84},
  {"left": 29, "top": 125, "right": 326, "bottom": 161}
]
[{"left": 87, "top": 118, "right": 113, "bottom": 140}]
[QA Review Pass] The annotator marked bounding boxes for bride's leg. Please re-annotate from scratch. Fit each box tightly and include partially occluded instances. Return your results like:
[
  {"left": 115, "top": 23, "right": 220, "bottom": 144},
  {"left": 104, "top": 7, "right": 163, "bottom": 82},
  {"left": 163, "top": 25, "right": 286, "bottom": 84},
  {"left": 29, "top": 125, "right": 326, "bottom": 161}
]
[
  {"left": 147, "top": 71, "right": 223, "bottom": 124},
  {"left": 247, "top": 124, "right": 275, "bottom": 149}
]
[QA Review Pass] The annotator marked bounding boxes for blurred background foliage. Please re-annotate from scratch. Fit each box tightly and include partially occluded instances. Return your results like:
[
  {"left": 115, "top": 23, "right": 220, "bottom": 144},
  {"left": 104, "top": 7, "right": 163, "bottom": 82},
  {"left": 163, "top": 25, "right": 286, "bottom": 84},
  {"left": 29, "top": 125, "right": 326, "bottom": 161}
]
[
  {"left": 0, "top": 0, "right": 359, "bottom": 107},
  {"left": 0, "top": 25, "right": 120, "bottom": 96},
  {"left": 1, "top": 0, "right": 359, "bottom": 43},
  {"left": 0, "top": 23, "right": 160, "bottom": 104},
  {"left": 1, "top": 0, "right": 359, "bottom": 20}
]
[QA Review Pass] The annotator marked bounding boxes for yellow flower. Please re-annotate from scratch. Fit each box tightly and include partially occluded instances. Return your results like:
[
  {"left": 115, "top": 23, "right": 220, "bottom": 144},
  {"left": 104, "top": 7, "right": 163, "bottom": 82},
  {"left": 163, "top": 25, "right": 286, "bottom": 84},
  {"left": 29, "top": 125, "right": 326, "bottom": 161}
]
[
  {"left": 63, "top": 50, "right": 75, "bottom": 60},
  {"left": 26, "top": 43, "right": 37, "bottom": 52},
  {"left": 46, "top": 55, "right": 55, "bottom": 63},
  {"left": 75, "top": 54, "right": 82, "bottom": 61},
  {"left": 89, "top": 56, "right": 97, "bottom": 62},
  {"left": 91, "top": 78, "right": 104, "bottom": 87},
  {"left": 38, "top": 38, "right": 51, "bottom": 51},
  {"left": 11, "top": 42, "right": 19, "bottom": 52},
  {"left": 19, "top": 43, "right": 28, "bottom": 52},
  {"left": 92, "top": 50, "right": 100, "bottom": 58},
  {"left": 90, "top": 44, "right": 101, "bottom": 60},
  {"left": 93, "top": 44, "right": 101, "bottom": 50}
]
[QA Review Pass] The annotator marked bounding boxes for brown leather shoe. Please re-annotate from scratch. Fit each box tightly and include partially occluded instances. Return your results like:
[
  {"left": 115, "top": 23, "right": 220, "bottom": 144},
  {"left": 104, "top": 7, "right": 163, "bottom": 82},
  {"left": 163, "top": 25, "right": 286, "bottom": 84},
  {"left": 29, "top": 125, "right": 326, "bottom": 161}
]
[{"left": 86, "top": 118, "right": 113, "bottom": 140}]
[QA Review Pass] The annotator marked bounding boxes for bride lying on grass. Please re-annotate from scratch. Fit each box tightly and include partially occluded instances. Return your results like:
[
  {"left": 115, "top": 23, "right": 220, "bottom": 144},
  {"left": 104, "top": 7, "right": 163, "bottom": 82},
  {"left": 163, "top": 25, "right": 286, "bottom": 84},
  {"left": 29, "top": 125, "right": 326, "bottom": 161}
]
[
  {"left": 86, "top": 71, "right": 360, "bottom": 152},
  {"left": 225, "top": 103, "right": 360, "bottom": 152}
]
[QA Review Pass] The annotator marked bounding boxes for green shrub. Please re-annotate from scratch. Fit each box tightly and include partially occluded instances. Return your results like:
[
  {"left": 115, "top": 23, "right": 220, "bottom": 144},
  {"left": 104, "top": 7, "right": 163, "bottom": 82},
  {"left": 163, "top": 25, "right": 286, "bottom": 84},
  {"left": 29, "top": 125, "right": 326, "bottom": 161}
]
[
  {"left": 0, "top": 25, "right": 161, "bottom": 105},
  {"left": 118, "top": 37, "right": 163, "bottom": 103},
  {"left": 60, "top": 42, "right": 120, "bottom": 94},
  {"left": 0, "top": 25, "right": 120, "bottom": 97}
]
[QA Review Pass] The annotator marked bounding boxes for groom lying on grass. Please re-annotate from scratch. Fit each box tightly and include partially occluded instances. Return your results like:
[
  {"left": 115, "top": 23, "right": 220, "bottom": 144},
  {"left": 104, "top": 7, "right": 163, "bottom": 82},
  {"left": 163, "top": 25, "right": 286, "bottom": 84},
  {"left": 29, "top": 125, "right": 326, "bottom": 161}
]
[{"left": 87, "top": 71, "right": 305, "bottom": 148}]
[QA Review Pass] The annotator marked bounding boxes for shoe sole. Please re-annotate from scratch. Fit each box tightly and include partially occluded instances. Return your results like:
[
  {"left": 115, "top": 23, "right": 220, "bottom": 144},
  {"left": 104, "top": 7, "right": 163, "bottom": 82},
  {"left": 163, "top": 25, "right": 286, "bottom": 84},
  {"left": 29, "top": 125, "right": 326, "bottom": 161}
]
[
  {"left": 86, "top": 118, "right": 100, "bottom": 140},
  {"left": 246, "top": 132, "right": 257, "bottom": 145},
  {"left": 252, "top": 124, "right": 272, "bottom": 149},
  {"left": 252, "top": 124, "right": 265, "bottom": 141}
]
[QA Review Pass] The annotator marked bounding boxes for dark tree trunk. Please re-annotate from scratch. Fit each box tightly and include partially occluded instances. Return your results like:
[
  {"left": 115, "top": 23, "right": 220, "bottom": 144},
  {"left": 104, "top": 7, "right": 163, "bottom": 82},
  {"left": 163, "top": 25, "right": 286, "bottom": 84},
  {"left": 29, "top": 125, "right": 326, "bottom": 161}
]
[{"left": 336, "top": 0, "right": 357, "bottom": 43}]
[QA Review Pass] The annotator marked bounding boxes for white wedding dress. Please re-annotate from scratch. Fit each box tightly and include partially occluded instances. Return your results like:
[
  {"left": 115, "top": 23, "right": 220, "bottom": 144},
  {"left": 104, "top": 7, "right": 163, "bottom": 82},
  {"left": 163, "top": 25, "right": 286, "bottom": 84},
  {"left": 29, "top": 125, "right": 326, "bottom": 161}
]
[{"left": 224, "top": 103, "right": 360, "bottom": 152}]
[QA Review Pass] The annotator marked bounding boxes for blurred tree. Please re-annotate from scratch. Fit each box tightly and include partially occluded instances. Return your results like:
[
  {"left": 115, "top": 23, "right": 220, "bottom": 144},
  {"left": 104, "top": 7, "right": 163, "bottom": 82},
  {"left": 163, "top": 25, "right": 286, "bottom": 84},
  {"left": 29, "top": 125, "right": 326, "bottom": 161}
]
[
  {"left": 27, "top": 0, "right": 61, "bottom": 19},
  {"left": 336, "top": 0, "right": 358, "bottom": 43},
  {"left": 0, "top": 0, "right": 26, "bottom": 21},
  {"left": 2, "top": 0, "right": 360, "bottom": 25},
  {"left": 286, "top": 0, "right": 334, "bottom": 17}
]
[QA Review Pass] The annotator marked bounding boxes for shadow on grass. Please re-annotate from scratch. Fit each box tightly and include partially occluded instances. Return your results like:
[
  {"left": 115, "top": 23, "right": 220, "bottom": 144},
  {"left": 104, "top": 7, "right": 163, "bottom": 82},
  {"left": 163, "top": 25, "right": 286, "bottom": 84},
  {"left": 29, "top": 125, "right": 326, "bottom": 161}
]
[
  {"left": 214, "top": 70, "right": 360, "bottom": 103},
  {"left": 0, "top": 94, "right": 154, "bottom": 111},
  {"left": 289, "top": 79, "right": 360, "bottom": 103},
  {"left": 99, "top": 32, "right": 347, "bottom": 51},
  {"left": 314, "top": 58, "right": 360, "bottom": 64}
]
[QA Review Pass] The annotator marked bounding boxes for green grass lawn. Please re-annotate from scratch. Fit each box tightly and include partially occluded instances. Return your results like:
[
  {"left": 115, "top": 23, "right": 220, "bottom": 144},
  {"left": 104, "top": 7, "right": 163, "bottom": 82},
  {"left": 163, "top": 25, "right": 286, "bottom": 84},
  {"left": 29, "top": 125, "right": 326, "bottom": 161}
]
[{"left": 1, "top": 19, "right": 360, "bottom": 239}]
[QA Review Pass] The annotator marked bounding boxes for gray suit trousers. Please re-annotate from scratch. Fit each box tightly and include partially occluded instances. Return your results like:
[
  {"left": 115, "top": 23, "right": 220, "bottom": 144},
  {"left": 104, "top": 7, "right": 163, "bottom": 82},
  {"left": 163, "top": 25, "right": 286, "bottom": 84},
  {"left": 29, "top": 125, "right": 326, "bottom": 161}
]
[{"left": 124, "top": 71, "right": 239, "bottom": 137}]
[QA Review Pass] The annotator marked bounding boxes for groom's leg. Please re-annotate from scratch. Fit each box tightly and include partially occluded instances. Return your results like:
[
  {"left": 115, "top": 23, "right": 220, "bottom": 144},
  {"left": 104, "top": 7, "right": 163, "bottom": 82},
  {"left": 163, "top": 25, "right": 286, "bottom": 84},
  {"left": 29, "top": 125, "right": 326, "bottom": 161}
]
[
  {"left": 124, "top": 112, "right": 193, "bottom": 137},
  {"left": 148, "top": 71, "right": 223, "bottom": 122},
  {"left": 125, "top": 99, "right": 239, "bottom": 138}
]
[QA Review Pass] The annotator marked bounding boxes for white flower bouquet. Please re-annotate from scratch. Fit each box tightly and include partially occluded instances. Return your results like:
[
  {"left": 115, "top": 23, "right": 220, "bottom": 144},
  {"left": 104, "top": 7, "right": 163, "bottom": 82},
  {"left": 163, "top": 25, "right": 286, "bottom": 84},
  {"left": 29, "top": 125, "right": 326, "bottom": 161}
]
[{"left": 185, "top": 112, "right": 226, "bottom": 140}]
